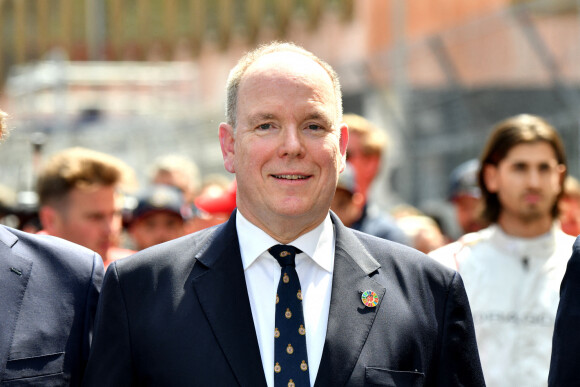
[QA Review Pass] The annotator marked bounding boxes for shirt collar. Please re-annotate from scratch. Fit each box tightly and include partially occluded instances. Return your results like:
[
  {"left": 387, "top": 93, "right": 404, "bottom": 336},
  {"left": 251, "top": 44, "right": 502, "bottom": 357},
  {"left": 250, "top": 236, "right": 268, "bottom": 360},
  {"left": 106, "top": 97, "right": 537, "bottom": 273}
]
[
  {"left": 488, "top": 222, "right": 560, "bottom": 257},
  {"left": 236, "top": 210, "right": 334, "bottom": 273}
]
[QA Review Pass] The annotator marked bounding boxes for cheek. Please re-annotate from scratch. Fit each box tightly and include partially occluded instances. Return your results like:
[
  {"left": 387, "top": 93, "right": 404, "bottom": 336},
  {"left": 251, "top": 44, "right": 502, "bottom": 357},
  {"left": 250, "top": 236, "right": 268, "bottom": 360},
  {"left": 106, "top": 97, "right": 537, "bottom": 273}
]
[{"left": 552, "top": 177, "right": 563, "bottom": 192}]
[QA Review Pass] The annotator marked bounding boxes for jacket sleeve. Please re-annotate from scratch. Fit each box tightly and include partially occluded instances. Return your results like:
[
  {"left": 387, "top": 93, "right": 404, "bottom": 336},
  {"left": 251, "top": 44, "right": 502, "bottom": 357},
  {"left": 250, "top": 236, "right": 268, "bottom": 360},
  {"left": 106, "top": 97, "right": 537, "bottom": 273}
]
[
  {"left": 548, "top": 238, "right": 580, "bottom": 386},
  {"left": 78, "top": 252, "right": 104, "bottom": 383},
  {"left": 436, "top": 271, "right": 486, "bottom": 387},
  {"left": 82, "top": 262, "right": 133, "bottom": 387}
]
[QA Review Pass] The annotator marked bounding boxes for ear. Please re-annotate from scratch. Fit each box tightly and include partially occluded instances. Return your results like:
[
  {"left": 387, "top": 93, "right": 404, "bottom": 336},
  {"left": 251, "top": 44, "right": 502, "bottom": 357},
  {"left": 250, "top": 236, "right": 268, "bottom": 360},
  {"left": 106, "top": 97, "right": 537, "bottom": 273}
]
[
  {"left": 38, "top": 206, "right": 62, "bottom": 234},
  {"left": 483, "top": 164, "right": 499, "bottom": 193},
  {"left": 338, "top": 123, "right": 349, "bottom": 172},
  {"left": 219, "top": 122, "right": 236, "bottom": 173},
  {"left": 558, "top": 164, "right": 567, "bottom": 193}
]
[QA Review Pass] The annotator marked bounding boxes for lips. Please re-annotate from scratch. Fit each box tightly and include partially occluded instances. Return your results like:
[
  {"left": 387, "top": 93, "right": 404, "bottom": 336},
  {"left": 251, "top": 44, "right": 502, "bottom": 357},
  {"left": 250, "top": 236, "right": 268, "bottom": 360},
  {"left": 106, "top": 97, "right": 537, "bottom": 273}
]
[
  {"left": 272, "top": 174, "right": 309, "bottom": 180},
  {"left": 524, "top": 193, "right": 541, "bottom": 204}
]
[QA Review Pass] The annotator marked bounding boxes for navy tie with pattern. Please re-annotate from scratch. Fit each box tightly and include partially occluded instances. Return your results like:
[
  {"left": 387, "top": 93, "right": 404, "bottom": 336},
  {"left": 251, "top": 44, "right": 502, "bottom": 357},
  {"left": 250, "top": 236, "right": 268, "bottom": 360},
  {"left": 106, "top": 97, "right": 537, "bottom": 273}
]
[{"left": 269, "top": 244, "right": 310, "bottom": 387}]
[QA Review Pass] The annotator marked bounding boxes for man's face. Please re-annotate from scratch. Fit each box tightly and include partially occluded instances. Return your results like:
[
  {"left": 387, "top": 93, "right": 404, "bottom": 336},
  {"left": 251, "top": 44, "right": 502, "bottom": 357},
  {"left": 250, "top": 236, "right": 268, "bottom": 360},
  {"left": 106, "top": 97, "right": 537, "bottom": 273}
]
[
  {"left": 51, "top": 185, "right": 122, "bottom": 260},
  {"left": 453, "top": 195, "right": 485, "bottom": 234},
  {"left": 219, "top": 51, "right": 348, "bottom": 237},
  {"left": 484, "top": 142, "right": 565, "bottom": 224},
  {"left": 129, "top": 211, "right": 185, "bottom": 250},
  {"left": 346, "top": 133, "right": 380, "bottom": 197},
  {"left": 331, "top": 188, "right": 363, "bottom": 227}
]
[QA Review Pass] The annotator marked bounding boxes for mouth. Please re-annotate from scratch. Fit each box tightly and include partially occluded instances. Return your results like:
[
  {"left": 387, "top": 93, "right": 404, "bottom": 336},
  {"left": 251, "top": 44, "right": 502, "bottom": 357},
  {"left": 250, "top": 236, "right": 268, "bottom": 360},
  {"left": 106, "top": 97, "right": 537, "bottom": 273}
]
[
  {"left": 524, "top": 193, "right": 541, "bottom": 203},
  {"left": 272, "top": 174, "right": 310, "bottom": 180}
]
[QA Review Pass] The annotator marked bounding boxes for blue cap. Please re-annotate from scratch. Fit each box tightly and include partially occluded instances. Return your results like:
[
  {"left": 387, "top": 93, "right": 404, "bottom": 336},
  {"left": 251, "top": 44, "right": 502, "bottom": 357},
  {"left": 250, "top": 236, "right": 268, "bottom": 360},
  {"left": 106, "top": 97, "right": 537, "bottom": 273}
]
[
  {"left": 131, "top": 184, "right": 190, "bottom": 222},
  {"left": 449, "top": 159, "right": 481, "bottom": 200}
]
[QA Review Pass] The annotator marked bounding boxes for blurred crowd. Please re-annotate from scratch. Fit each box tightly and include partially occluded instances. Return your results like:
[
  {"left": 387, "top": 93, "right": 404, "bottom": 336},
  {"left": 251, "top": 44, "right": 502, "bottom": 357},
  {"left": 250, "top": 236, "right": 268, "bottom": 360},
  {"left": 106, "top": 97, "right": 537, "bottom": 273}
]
[
  {"left": 0, "top": 148, "right": 239, "bottom": 269},
  {"left": 1, "top": 113, "right": 579, "bottom": 264}
]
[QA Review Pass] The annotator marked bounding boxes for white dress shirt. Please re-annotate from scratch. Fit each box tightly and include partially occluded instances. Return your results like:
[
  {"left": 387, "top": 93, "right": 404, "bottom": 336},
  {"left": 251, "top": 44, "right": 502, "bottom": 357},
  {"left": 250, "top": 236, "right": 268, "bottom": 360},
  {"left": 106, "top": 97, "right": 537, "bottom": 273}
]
[{"left": 236, "top": 210, "right": 335, "bottom": 387}]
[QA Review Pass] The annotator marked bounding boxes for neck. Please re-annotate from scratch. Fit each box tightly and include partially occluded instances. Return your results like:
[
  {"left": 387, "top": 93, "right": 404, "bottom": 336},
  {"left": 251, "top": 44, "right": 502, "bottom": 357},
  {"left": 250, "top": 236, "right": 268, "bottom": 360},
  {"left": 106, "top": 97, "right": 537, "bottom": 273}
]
[
  {"left": 238, "top": 209, "right": 326, "bottom": 245},
  {"left": 496, "top": 213, "right": 554, "bottom": 238}
]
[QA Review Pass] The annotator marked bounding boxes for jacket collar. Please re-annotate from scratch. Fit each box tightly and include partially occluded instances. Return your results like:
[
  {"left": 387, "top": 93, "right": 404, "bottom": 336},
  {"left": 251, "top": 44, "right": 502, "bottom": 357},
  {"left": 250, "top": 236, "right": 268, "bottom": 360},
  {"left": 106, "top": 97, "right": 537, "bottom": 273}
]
[
  {"left": 190, "top": 212, "right": 385, "bottom": 387},
  {"left": 190, "top": 211, "right": 268, "bottom": 387},
  {"left": 315, "top": 212, "right": 385, "bottom": 386}
]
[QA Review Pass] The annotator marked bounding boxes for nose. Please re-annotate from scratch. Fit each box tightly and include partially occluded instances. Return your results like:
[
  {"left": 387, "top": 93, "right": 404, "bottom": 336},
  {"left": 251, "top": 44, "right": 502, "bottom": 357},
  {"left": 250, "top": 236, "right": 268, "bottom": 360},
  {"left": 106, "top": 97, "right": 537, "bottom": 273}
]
[
  {"left": 104, "top": 213, "right": 121, "bottom": 236},
  {"left": 279, "top": 126, "right": 304, "bottom": 158},
  {"left": 528, "top": 168, "right": 541, "bottom": 187},
  {"left": 102, "top": 217, "right": 113, "bottom": 235}
]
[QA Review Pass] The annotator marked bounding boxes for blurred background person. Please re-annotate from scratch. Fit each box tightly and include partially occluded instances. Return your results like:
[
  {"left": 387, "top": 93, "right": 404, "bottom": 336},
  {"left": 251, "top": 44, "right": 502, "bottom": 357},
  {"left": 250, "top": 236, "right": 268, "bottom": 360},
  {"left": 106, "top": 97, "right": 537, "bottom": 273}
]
[
  {"left": 344, "top": 113, "right": 409, "bottom": 245},
  {"left": 126, "top": 184, "right": 190, "bottom": 250},
  {"left": 559, "top": 175, "right": 580, "bottom": 237},
  {"left": 149, "top": 154, "right": 201, "bottom": 205},
  {"left": 196, "top": 173, "right": 232, "bottom": 201},
  {"left": 331, "top": 160, "right": 445, "bottom": 253},
  {"left": 0, "top": 183, "right": 17, "bottom": 225},
  {"left": 430, "top": 114, "right": 573, "bottom": 387},
  {"left": 393, "top": 206, "right": 448, "bottom": 254},
  {"left": 330, "top": 162, "right": 365, "bottom": 228},
  {"left": 448, "top": 158, "right": 488, "bottom": 237},
  {"left": 37, "top": 147, "right": 137, "bottom": 268},
  {"left": 191, "top": 178, "right": 237, "bottom": 230}
]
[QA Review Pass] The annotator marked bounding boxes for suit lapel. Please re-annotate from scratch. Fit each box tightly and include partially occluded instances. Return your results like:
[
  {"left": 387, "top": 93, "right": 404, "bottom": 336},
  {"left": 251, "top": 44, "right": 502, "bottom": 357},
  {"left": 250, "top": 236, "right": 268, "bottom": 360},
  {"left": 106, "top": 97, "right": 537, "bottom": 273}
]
[
  {"left": 0, "top": 228, "right": 33, "bottom": 376},
  {"left": 190, "top": 214, "right": 268, "bottom": 387},
  {"left": 315, "top": 215, "right": 386, "bottom": 387}
]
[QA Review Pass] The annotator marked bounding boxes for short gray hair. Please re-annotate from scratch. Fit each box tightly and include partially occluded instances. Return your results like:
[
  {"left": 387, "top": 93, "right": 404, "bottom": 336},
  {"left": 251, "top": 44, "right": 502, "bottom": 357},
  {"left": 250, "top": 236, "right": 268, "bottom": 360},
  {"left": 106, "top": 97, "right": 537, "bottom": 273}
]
[{"left": 225, "top": 41, "right": 343, "bottom": 129}]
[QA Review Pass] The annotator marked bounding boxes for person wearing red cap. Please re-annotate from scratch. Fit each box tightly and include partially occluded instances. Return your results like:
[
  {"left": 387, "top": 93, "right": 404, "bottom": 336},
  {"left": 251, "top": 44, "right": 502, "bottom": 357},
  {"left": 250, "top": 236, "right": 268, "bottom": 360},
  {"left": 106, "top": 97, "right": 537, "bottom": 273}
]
[{"left": 191, "top": 179, "right": 237, "bottom": 230}]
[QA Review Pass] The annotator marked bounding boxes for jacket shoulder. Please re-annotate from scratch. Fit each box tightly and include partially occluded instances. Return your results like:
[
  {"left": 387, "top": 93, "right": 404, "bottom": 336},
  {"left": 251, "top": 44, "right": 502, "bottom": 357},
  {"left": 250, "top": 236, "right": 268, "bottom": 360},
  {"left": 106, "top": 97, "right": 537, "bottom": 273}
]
[
  {"left": 351, "top": 228, "right": 458, "bottom": 282},
  {"left": 113, "top": 224, "right": 220, "bottom": 273},
  {"left": 2, "top": 225, "right": 102, "bottom": 274}
]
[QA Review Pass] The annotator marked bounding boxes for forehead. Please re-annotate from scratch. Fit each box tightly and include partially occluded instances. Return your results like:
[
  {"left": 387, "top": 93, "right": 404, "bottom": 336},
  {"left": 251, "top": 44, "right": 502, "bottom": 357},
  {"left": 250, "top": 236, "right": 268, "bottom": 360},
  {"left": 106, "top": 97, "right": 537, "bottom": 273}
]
[
  {"left": 66, "top": 185, "right": 117, "bottom": 209},
  {"left": 239, "top": 52, "right": 336, "bottom": 102},
  {"left": 502, "top": 141, "right": 558, "bottom": 163},
  {"left": 246, "top": 51, "right": 331, "bottom": 79}
]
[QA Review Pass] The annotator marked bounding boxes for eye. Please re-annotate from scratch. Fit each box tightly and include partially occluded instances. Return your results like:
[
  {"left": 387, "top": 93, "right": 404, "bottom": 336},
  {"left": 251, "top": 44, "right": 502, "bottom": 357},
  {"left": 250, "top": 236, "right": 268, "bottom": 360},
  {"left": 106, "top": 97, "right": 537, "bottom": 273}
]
[
  {"left": 306, "top": 124, "right": 323, "bottom": 131},
  {"left": 258, "top": 123, "right": 271, "bottom": 130}
]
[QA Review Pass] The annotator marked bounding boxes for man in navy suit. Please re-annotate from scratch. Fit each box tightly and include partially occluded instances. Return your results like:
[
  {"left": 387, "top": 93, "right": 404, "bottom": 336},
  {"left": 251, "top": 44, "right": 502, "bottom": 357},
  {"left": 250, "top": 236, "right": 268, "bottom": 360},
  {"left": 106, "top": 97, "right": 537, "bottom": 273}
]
[
  {"left": 83, "top": 42, "right": 484, "bottom": 386},
  {"left": 0, "top": 109, "right": 104, "bottom": 385},
  {"left": 549, "top": 237, "right": 580, "bottom": 386}
]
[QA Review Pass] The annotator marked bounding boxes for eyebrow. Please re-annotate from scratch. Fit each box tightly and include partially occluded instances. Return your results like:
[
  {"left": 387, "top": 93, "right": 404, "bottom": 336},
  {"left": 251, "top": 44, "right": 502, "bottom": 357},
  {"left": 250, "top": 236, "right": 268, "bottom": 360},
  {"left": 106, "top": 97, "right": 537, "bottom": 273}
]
[
  {"left": 247, "top": 111, "right": 332, "bottom": 126},
  {"left": 248, "top": 113, "right": 276, "bottom": 126},
  {"left": 303, "top": 111, "right": 334, "bottom": 127}
]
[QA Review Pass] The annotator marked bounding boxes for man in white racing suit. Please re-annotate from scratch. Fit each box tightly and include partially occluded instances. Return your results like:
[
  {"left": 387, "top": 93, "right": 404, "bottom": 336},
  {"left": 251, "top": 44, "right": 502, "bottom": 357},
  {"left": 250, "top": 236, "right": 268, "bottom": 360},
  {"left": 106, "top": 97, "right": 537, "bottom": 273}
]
[{"left": 430, "top": 114, "right": 574, "bottom": 387}]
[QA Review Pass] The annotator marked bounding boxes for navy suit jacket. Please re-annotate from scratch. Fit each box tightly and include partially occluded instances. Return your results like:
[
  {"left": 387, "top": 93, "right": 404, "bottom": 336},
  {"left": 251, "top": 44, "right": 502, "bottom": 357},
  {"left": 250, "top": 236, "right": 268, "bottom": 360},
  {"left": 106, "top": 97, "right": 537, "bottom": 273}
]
[
  {"left": 549, "top": 236, "right": 580, "bottom": 386},
  {"left": 83, "top": 211, "right": 484, "bottom": 386},
  {"left": 0, "top": 225, "right": 103, "bottom": 386}
]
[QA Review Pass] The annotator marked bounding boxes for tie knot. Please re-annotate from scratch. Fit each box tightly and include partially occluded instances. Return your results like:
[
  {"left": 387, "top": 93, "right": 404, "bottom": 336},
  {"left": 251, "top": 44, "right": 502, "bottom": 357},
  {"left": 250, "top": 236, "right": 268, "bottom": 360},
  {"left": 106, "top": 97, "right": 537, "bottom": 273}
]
[{"left": 269, "top": 244, "right": 302, "bottom": 267}]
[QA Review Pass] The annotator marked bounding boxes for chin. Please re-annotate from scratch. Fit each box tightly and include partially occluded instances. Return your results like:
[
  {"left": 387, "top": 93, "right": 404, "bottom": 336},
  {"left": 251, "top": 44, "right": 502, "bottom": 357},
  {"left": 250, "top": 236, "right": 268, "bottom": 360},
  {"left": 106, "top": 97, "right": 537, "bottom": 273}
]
[{"left": 274, "top": 204, "right": 316, "bottom": 218}]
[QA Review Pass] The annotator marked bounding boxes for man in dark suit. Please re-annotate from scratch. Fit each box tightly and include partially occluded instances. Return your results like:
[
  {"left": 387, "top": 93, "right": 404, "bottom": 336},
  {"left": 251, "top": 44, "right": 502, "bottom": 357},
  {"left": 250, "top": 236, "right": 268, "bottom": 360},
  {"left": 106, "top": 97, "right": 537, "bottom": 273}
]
[
  {"left": 83, "top": 42, "right": 484, "bottom": 386},
  {"left": 549, "top": 237, "right": 580, "bottom": 386},
  {"left": 0, "top": 109, "right": 104, "bottom": 385}
]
